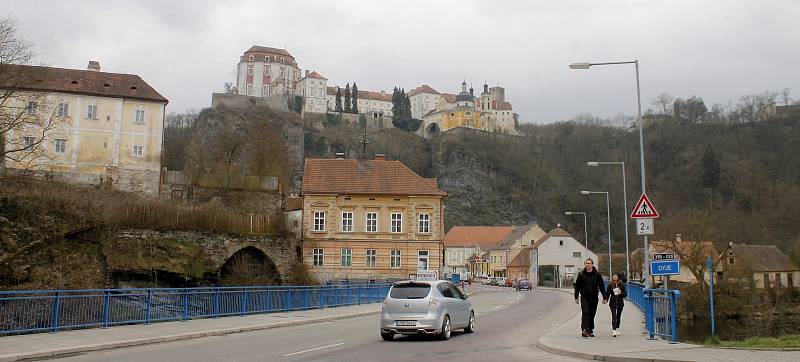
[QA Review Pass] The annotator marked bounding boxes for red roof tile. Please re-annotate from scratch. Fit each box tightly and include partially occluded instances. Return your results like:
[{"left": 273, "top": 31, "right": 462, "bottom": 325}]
[
  {"left": 533, "top": 228, "right": 574, "bottom": 247},
  {"left": 305, "top": 71, "right": 327, "bottom": 80},
  {"left": 301, "top": 158, "right": 446, "bottom": 196},
  {"left": 441, "top": 93, "right": 457, "bottom": 103},
  {"left": 408, "top": 84, "right": 440, "bottom": 96},
  {"left": 444, "top": 226, "right": 514, "bottom": 249},
  {"left": 326, "top": 86, "right": 391, "bottom": 102},
  {"left": 243, "top": 45, "right": 295, "bottom": 60},
  {"left": 0, "top": 64, "right": 168, "bottom": 103},
  {"left": 496, "top": 101, "right": 513, "bottom": 110}
]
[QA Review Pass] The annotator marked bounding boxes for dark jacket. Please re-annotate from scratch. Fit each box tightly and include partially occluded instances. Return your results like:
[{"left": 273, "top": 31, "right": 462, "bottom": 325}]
[
  {"left": 606, "top": 281, "right": 627, "bottom": 307},
  {"left": 573, "top": 266, "right": 607, "bottom": 300}
]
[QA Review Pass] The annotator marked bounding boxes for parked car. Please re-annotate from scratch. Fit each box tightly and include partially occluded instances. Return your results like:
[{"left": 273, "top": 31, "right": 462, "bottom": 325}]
[
  {"left": 380, "top": 280, "right": 475, "bottom": 341},
  {"left": 516, "top": 279, "right": 532, "bottom": 291},
  {"left": 488, "top": 277, "right": 500, "bottom": 286},
  {"left": 504, "top": 278, "right": 514, "bottom": 287}
]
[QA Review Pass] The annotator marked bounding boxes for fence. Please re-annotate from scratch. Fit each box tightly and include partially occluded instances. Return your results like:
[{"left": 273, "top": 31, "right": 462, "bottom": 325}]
[
  {"left": 627, "top": 282, "right": 681, "bottom": 343},
  {"left": 0, "top": 284, "right": 391, "bottom": 336}
]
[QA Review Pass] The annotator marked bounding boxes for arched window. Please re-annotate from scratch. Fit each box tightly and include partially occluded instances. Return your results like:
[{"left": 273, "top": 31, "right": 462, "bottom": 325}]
[{"left": 248, "top": 55, "right": 254, "bottom": 61}]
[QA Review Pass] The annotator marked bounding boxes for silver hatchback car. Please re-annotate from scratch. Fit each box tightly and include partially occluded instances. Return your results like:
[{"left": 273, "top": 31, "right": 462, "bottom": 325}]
[{"left": 380, "top": 280, "right": 475, "bottom": 340}]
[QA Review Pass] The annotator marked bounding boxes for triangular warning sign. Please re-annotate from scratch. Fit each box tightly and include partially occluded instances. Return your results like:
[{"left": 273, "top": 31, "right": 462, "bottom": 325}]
[{"left": 631, "top": 194, "right": 660, "bottom": 218}]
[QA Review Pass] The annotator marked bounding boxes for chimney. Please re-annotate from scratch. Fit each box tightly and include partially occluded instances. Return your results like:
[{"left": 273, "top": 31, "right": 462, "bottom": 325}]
[
  {"left": 373, "top": 154, "right": 386, "bottom": 161},
  {"left": 305, "top": 70, "right": 310, "bottom": 77},
  {"left": 87, "top": 61, "right": 101, "bottom": 71},
  {"left": 675, "top": 234, "right": 682, "bottom": 242},
  {"left": 334, "top": 152, "right": 345, "bottom": 159}
]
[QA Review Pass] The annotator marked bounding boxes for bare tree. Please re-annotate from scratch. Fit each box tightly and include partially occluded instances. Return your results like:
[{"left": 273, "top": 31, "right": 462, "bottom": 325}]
[
  {"left": 781, "top": 88, "right": 792, "bottom": 107},
  {"left": 0, "top": 16, "right": 55, "bottom": 173},
  {"left": 650, "top": 93, "right": 674, "bottom": 121}
]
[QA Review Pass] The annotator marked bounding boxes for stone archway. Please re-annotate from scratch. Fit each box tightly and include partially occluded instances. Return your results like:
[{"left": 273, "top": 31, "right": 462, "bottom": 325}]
[
  {"left": 220, "top": 246, "right": 282, "bottom": 286},
  {"left": 426, "top": 122, "right": 441, "bottom": 139}
]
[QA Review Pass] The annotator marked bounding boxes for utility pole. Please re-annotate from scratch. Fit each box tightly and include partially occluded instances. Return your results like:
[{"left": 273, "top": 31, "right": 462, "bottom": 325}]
[{"left": 359, "top": 120, "right": 371, "bottom": 159}]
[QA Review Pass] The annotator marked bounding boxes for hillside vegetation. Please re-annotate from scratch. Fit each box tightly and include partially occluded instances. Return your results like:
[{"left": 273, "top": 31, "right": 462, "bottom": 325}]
[{"left": 302, "top": 115, "right": 800, "bottom": 259}]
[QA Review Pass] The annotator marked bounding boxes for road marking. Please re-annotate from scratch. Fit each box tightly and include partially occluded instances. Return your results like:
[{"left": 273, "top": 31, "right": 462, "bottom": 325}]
[
  {"left": 494, "top": 306, "right": 502, "bottom": 309},
  {"left": 281, "top": 343, "right": 344, "bottom": 357}
]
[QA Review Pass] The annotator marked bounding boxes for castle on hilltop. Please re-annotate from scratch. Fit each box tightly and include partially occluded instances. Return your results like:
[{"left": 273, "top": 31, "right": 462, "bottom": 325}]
[{"left": 233, "top": 45, "right": 520, "bottom": 138}]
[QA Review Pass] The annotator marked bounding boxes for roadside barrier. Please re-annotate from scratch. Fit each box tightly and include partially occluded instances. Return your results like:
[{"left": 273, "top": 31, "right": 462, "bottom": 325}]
[
  {"left": 626, "top": 282, "right": 680, "bottom": 343},
  {"left": 0, "top": 284, "right": 391, "bottom": 335}
]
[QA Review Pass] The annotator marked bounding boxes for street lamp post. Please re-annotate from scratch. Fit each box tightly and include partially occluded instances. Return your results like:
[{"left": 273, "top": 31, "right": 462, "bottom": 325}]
[
  {"left": 587, "top": 161, "right": 630, "bottom": 280},
  {"left": 581, "top": 191, "right": 612, "bottom": 277},
  {"left": 571, "top": 60, "right": 649, "bottom": 285},
  {"left": 564, "top": 211, "right": 589, "bottom": 249}
]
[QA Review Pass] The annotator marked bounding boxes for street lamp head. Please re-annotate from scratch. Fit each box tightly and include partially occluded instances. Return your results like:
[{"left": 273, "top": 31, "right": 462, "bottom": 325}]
[
  {"left": 580, "top": 191, "right": 591, "bottom": 195},
  {"left": 587, "top": 161, "right": 599, "bottom": 167},
  {"left": 569, "top": 63, "right": 591, "bottom": 70}
]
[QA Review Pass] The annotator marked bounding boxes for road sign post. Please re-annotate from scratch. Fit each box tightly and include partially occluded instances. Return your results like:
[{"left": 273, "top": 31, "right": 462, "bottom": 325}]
[{"left": 631, "top": 194, "right": 660, "bottom": 283}]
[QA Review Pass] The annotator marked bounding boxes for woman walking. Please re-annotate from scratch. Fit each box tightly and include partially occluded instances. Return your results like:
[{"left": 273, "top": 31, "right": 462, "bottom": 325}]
[
  {"left": 573, "top": 258, "right": 608, "bottom": 337},
  {"left": 606, "top": 273, "right": 627, "bottom": 337}
]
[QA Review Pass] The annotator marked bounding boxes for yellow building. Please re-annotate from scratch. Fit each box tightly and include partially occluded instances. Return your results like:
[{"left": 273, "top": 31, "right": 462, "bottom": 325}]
[
  {"left": 300, "top": 155, "right": 447, "bottom": 282},
  {"left": 1, "top": 62, "right": 168, "bottom": 195}
]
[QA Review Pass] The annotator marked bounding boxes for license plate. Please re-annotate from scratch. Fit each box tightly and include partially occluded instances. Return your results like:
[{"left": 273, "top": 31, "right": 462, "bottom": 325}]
[{"left": 396, "top": 320, "right": 416, "bottom": 326}]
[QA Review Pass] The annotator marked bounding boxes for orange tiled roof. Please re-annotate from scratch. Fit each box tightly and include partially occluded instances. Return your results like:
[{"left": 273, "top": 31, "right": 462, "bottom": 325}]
[
  {"left": 444, "top": 226, "right": 515, "bottom": 250},
  {"left": 441, "top": 93, "right": 457, "bottom": 103},
  {"left": 283, "top": 197, "right": 303, "bottom": 212},
  {"left": 0, "top": 64, "right": 168, "bottom": 103},
  {"left": 496, "top": 101, "right": 513, "bottom": 110},
  {"left": 326, "top": 86, "right": 391, "bottom": 102},
  {"left": 408, "top": 84, "right": 440, "bottom": 96},
  {"left": 508, "top": 246, "right": 533, "bottom": 267},
  {"left": 305, "top": 71, "right": 327, "bottom": 80},
  {"left": 301, "top": 158, "right": 446, "bottom": 196}
]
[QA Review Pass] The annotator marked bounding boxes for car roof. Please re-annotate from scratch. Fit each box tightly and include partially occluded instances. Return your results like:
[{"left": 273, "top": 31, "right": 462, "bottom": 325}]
[{"left": 393, "top": 280, "right": 449, "bottom": 286}]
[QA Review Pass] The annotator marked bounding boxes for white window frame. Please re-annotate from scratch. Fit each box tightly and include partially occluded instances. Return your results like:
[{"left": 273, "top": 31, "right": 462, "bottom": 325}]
[
  {"left": 248, "top": 55, "right": 254, "bottom": 61},
  {"left": 312, "top": 248, "right": 324, "bottom": 266},
  {"left": 341, "top": 212, "right": 353, "bottom": 232},
  {"left": 132, "top": 145, "right": 144, "bottom": 157},
  {"left": 313, "top": 211, "right": 326, "bottom": 231},
  {"left": 247, "top": 65, "right": 254, "bottom": 75},
  {"left": 134, "top": 109, "right": 145, "bottom": 124},
  {"left": 54, "top": 139, "right": 66, "bottom": 154},
  {"left": 341, "top": 248, "right": 352, "bottom": 267},
  {"left": 56, "top": 101, "right": 69, "bottom": 117},
  {"left": 391, "top": 213, "right": 403, "bottom": 233},
  {"left": 87, "top": 104, "right": 98, "bottom": 120},
  {"left": 246, "top": 84, "right": 253, "bottom": 96},
  {"left": 390, "top": 249, "right": 401, "bottom": 269},
  {"left": 23, "top": 136, "right": 35, "bottom": 150},
  {"left": 366, "top": 249, "right": 377, "bottom": 268},
  {"left": 418, "top": 250, "right": 429, "bottom": 271},
  {"left": 25, "top": 101, "right": 37, "bottom": 115},
  {"left": 418, "top": 213, "right": 430, "bottom": 234},
  {"left": 366, "top": 212, "right": 377, "bottom": 232}
]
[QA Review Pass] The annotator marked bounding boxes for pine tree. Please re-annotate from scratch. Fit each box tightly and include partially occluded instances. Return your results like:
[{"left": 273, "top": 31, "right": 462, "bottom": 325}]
[
  {"left": 335, "top": 87, "right": 342, "bottom": 112},
  {"left": 344, "top": 83, "right": 352, "bottom": 113},
  {"left": 351, "top": 83, "right": 359, "bottom": 114}
]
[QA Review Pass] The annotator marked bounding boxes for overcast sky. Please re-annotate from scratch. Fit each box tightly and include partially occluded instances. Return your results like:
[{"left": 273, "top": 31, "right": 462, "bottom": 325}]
[{"left": 4, "top": 0, "right": 799, "bottom": 123}]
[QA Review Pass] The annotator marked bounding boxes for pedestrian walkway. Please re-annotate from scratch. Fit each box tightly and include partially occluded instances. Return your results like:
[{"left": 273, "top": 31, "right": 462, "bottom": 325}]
[
  {"left": 0, "top": 303, "right": 381, "bottom": 362},
  {"left": 538, "top": 292, "right": 800, "bottom": 362}
]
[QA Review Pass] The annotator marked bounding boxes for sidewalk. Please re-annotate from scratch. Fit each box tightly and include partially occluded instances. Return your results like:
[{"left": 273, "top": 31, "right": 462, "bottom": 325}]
[
  {"left": 0, "top": 303, "right": 381, "bottom": 362},
  {"left": 537, "top": 293, "right": 800, "bottom": 362}
]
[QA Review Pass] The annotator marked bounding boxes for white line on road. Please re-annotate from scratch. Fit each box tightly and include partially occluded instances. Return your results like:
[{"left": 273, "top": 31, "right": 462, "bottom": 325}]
[
  {"left": 494, "top": 306, "right": 502, "bottom": 309},
  {"left": 281, "top": 343, "right": 345, "bottom": 357}
]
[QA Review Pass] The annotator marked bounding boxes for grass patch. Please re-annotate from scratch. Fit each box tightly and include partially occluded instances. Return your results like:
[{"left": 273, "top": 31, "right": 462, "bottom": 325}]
[{"left": 705, "top": 335, "right": 800, "bottom": 349}]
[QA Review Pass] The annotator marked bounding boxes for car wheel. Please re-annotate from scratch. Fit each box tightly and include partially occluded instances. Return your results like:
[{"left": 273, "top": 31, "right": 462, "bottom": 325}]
[
  {"left": 464, "top": 312, "right": 475, "bottom": 333},
  {"left": 380, "top": 331, "right": 394, "bottom": 341},
  {"left": 439, "top": 316, "right": 451, "bottom": 340}
]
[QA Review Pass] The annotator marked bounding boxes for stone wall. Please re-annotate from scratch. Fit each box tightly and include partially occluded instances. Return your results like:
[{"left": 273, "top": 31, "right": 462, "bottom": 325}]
[
  {"left": 111, "top": 229, "right": 300, "bottom": 284},
  {"left": 5, "top": 167, "right": 160, "bottom": 196},
  {"left": 211, "top": 92, "right": 291, "bottom": 112}
]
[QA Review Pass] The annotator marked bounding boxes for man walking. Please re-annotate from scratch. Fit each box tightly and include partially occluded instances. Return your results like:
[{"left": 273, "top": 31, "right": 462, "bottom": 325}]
[{"left": 573, "top": 258, "right": 608, "bottom": 337}]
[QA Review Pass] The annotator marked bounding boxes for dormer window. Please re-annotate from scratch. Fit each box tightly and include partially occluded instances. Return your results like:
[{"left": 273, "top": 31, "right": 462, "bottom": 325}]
[
  {"left": 280, "top": 57, "right": 285, "bottom": 64},
  {"left": 248, "top": 55, "right": 254, "bottom": 61}
]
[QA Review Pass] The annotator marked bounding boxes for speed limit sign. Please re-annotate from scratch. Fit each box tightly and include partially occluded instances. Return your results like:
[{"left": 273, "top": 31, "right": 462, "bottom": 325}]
[{"left": 636, "top": 219, "right": 654, "bottom": 235}]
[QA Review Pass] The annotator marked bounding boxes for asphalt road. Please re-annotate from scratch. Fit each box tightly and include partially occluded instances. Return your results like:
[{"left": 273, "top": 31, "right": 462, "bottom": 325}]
[{"left": 50, "top": 286, "right": 584, "bottom": 362}]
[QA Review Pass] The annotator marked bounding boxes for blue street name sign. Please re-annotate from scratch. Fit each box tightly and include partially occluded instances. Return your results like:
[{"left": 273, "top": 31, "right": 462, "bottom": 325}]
[{"left": 650, "top": 260, "right": 681, "bottom": 276}]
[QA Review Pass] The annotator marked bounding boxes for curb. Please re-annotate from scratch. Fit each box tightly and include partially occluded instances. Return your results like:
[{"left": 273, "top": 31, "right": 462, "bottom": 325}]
[
  {"left": 0, "top": 309, "right": 381, "bottom": 362},
  {"left": 535, "top": 288, "right": 695, "bottom": 362}
]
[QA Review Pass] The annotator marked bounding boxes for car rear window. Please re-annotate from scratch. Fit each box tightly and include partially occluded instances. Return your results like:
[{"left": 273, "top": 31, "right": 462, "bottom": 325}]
[{"left": 390, "top": 283, "right": 431, "bottom": 299}]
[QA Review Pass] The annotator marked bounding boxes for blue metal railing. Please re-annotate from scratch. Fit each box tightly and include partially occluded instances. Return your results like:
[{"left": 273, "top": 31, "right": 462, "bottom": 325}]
[
  {"left": 0, "top": 284, "right": 391, "bottom": 336},
  {"left": 626, "top": 282, "right": 681, "bottom": 343}
]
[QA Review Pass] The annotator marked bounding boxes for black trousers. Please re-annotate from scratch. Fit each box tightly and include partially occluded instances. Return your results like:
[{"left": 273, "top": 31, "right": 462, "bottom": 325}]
[
  {"left": 580, "top": 296, "right": 598, "bottom": 332},
  {"left": 610, "top": 305, "right": 623, "bottom": 329}
]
